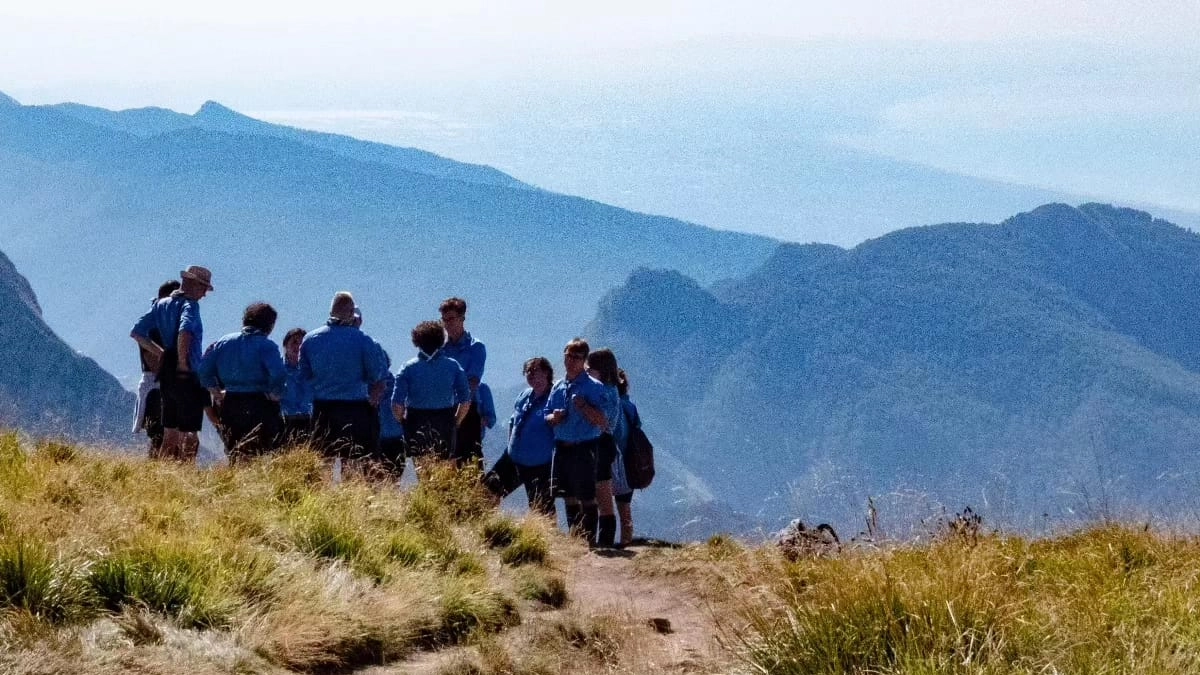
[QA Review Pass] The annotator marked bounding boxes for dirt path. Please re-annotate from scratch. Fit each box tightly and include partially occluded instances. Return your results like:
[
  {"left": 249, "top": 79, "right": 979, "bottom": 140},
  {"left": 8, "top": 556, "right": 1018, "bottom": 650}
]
[{"left": 382, "top": 543, "right": 735, "bottom": 674}]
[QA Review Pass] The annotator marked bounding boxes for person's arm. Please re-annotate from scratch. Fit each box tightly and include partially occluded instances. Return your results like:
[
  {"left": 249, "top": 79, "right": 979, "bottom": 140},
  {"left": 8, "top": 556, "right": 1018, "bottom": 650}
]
[
  {"left": 452, "top": 364, "right": 471, "bottom": 426},
  {"left": 391, "top": 402, "right": 406, "bottom": 424},
  {"left": 479, "top": 384, "right": 496, "bottom": 429},
  {"left": 572, "top": 394, "right": 608, "bottom": 430},
  {"left": 467, "top": 341, "right": 486, "bottom": 393},
  {"left": 368, "top": 380, "right": 386, "bottom": 407},
  {"left": 365, "top": 339, "right": 388, "bottom": 406},
  {"left": 130, "top": 331, "right": 164, "bottom": 371},
  {"left": 454, "top": 402, "right": 471, "bottom": 426},
  {"left": 544, "top": 384, "right": 566, "bottom": 426},
  {"left": 264, "top": 341, "right": 287, "bottom": 401},
  {"left": 177, "top": 331, "right": 195, "bottom": 373}
]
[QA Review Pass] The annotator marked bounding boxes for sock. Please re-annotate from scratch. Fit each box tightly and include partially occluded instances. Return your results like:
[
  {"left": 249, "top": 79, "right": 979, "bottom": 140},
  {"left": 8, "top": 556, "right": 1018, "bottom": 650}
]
[{"left": 598, "top": 515, "right": 617, "bottom": 547}]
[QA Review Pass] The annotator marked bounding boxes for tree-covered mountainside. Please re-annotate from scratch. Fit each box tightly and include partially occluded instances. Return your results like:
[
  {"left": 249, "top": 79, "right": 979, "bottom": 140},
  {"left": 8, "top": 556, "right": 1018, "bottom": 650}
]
[
  {"left": 588, "top": 204, "right": 1200, "bottom": 535},
  {"left": 0, "top": 95, "right": 776, "bottom": 387},
  {"left": 0, "top": 250, "right": 133, "bottom": 445}
]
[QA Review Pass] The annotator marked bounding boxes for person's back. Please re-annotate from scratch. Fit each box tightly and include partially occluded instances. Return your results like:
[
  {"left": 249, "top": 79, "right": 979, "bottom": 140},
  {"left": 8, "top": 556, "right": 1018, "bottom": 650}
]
[
  {"left": 300, "top": 292, "right": 387, "bottom": 461},
  {"left": 198, "top": 302, "right": 286, "bottom": 462}
]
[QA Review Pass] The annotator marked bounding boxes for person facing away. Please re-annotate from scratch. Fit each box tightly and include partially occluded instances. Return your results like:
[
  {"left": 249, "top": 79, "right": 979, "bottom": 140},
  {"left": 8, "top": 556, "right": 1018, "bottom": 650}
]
[
  {"left": 132, "top": 279, "right": 180, "bottom": 458},
  {"left": 130, "top": 265, "right": 214, "bottom": 463},
  {"left": 299, "top": 291, "right": 388, "bottom": 462},
  {"left": 611, "top": 368, "right": 642, "bottom": 547},
  {"left": 391, "top": 320, "right": 471, "bottom": 470},
  {"left": 544, "top": 338, "right": 613, "bottom": 542},
  {"left": 439, "top": 297, "right": 487, "bottom": 465},
  {"left": 586, "top": 348, "right": 624, "bottom": 548},
  {"left": 507, "top": 357, "right": 558, "bottom": 519},
  {"left": 197, "top": 302, "right": 287, "bottom": 463},
  {"left": 279, "top": 327, "right": 313, "bottom": 447}
]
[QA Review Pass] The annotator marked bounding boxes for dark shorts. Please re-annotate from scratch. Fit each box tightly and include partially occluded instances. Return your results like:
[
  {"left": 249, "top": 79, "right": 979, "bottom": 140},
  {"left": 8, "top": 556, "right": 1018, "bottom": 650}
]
[
  {"left": 596, "top": 433, "right": 617, "bottom": 482},
  {"left": 160, "top": 372, "right": 209, "bottom": 433},
  {"left": 456, "top": 402, "right": 483, "bottom": 463},
  {"left": 144, "top": 388, "right": 166, "bottom": 456},
  {"left": 402, "top": 407, "right": 457, "bottom": 460},
  {"left": 553, "top": 439, "right": 599, "bottom": 502},
  {"left": 311, "top": 400, "right": 378, "bottom": 460},
  {"left": 219, "top": 392, "right": 282, "bottom": 462}
]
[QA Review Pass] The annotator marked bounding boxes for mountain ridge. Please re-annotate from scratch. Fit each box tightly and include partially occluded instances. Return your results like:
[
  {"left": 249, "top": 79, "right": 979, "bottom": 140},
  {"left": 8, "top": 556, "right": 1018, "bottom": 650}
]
[{"left": 587, "top": 203, "right": 1200, "bottom": 536}]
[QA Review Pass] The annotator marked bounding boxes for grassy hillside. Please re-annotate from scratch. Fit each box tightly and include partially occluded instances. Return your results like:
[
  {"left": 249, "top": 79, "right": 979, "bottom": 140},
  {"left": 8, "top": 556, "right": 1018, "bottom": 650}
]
[{"left": 2, "top": 431, "right": 1197, "bottom": 674}]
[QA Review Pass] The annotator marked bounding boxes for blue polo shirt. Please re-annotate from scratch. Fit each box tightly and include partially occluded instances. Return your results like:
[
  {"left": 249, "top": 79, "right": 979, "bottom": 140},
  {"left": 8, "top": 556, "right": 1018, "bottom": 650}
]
[
  {"left": 299, "top": 320, "right": 388, "bottom": 401},
  {"left": 508, "top": 387, "right": 554, "bottom": 466},
  {"left": 197, "top": 327, "right": 286, "bottom": 395},
  {"left": 281, "top": 361, "right": 313, "bottom": 416},
  {"left": 393, "top": 351, "right": 470, "bottom": 410},
  {"left": 544, "top": 372, "right": 614, "bottom": 443},
  {"left": 131, "top": 291, "right": 203, "bottom": 370},
  {"left": 442, "top": 332, "right": 486, "bottom": 383}
]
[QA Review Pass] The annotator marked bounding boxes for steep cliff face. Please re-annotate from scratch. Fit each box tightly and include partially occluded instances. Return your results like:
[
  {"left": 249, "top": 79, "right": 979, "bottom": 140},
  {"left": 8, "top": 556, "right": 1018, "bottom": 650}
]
[
  {"left": 0, "top": 249, "right": 134, "bottom": 445},
  {"left": 589, "top": 204, "right": 1200, "bottom": 535}
]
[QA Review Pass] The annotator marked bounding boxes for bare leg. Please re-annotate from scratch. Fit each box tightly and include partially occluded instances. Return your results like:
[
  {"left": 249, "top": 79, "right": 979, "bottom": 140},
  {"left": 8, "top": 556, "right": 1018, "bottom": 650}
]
[
  {"left": 617, "top": 500, "right": 634, "bottom": 546},
  {"left": 180, "top": 432, "right": 200, "bottom": 464},
  {"left": 159, "top": 428, "right": 183, "bottom": 461}
]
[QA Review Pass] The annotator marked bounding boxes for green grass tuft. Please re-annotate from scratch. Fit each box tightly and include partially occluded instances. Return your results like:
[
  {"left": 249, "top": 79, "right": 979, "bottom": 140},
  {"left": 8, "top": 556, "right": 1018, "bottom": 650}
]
[
  {"left": 0, "top": 537, "right": 93, "bottom": 624},
  {"left": 481, "top": 515, "right": 521, "bottom": 548},
  {"left": 500, "top": 529, "right": 549, "bottom": 566},
  {"left": 517, "top": 569, "right": 569, "bottom": 608}
]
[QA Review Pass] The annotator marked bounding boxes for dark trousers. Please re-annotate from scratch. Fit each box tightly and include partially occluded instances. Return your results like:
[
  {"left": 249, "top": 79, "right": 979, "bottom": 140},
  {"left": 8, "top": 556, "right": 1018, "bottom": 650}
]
[
  {"left": 312, "top": 400, "right": 378, "bottom": 459},
  {"left": 553, "top": 439, "right": 599, "bottom": 501},
  {"left": 376, "top": 436, "right": 407, "bottom": 480},
  {"left": 402, "top": 407, "right": 457, "bottom": 460},
  {"left": 219, "top": 392, "right": 282, "bottom": 463},
  {"left": 456, "top": 402, "right": 483, "bottom": 466},
  {"left": 516, "top": 461, "right": 555, "bottom": 518}
]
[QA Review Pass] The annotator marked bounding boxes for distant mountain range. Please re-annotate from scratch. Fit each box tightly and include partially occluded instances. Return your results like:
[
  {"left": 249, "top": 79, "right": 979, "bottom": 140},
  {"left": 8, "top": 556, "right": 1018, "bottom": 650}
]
[
  {"left": 0, "top": 249, "right": 133, "bottom": 445},
  {"left": 588, "top": 203, "right": 1200, "bottom": 537},
  {"left": 0, "top": 93, "right": 776, "bottom": 389}
]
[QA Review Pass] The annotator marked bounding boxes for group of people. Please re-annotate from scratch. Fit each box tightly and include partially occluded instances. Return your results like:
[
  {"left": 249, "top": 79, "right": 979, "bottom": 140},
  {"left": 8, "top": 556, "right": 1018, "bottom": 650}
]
[{"left": 130, "top": 265, "right": 643, "bottom": 547}]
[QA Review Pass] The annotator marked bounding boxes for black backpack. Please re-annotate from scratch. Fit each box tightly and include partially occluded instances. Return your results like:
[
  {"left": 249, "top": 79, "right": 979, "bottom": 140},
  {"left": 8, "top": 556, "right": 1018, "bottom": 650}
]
[{"left": 623, "top": 408, "right": 655, "bottom": 490}]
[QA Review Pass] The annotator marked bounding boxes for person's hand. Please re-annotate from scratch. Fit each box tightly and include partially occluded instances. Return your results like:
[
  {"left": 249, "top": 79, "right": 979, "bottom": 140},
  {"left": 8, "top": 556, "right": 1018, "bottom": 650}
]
[
  {"left": 571, "top": 395, "right": 590, "bottom": 411},
  {"left": 548, "top": 409, "right": 567, "bottom": 425}
]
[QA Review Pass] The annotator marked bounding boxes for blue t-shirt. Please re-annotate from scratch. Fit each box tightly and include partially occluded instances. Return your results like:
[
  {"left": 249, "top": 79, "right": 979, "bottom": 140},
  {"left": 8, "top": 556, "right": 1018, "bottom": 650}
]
[
  {"left": 197, "top": 327, "right": 286, "bottom": 395},
  {"left": 281, "top": 361, "right": 313, "bottom": 416},
  {"left": 544, "top": 372, "right": 614, "bottom": 443},
  {"left": 508, "top": 387, "right": 554, "bottom": 466},
  {"left": 393, "top": 351, "right": 471, "bottom": 410},
  {"left": 442, "top": 332, "right": 486, "bottom": 383},
  {"left": 298, "top": 320, "right": 388, "bottom": 401},
  {"left": 131, "top": 291, "right": 203, "bottom": 370}
]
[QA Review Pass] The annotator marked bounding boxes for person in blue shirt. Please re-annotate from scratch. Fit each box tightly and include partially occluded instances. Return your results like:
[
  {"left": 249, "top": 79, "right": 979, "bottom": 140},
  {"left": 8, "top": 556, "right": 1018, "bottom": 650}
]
[
  {"left": 439, "top": 297, "right": 487, "bottom": 465},
  {"left": 130, "top": 265, "right": 214, "bottom": 464},
  {"left": 299, "top": 292, "right": 388, "bottom": 463},
  {"left": 375, "top": 347, "right": 408, "bottom": 481},
  {"left": 132, "top": 279, "right": 179, "bottom": 458},
  {"left": 392, "top": 320, "right": 471, "bottom": 469},
  {"left": 506, "top": 357, "right": 557, "bottom": 518},
  {"left": 612, "top": 369, "right": 642, "bottom": 547},
  {"left": 544, "top": 338, "right": 613, "bottom": 542},
  {"left": 279, "top": 327, "right": 312, "bottom": 447},
  {"left": 198, "top": 302, "right": 287, "bottom": 463},
  {"left": 586, "top": 348, "right": 624, "bottom": 548},
  {"left": 477, "top": 383, "right": 497, "bottom": 439}
]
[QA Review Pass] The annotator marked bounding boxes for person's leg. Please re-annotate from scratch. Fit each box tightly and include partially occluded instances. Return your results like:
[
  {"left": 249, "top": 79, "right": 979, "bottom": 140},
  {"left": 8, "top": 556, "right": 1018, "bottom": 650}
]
[
  {"left": 616, "top": 493, "right": 634, "bottom": 546},
  {"left": 522, "top": 463, "right": 556, "bottom": 519},
  {"left": 595, "top": 480, "right": 616, "bottom": 547}
]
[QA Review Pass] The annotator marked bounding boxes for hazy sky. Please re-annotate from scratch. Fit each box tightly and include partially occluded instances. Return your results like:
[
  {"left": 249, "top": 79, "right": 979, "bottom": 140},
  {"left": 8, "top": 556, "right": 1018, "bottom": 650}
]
[
  {"left": 3, "top": 1, "right": 1198, "bottom": 239},
  {"left": 5, "top": 1, "right": 1198, "bottom": 108}
]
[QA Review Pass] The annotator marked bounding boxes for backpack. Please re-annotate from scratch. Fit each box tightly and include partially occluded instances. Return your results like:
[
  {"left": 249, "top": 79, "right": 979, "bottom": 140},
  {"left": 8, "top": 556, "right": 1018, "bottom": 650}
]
[{"left": 623, "top": 408, "right": 655, "bottom": 489}]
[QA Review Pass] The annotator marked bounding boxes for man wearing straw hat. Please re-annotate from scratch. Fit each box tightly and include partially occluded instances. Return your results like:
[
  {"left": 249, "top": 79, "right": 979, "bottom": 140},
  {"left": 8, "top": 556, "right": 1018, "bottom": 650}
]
[{"left": 131, "top": 265, "right": 214, "bottom": 463}]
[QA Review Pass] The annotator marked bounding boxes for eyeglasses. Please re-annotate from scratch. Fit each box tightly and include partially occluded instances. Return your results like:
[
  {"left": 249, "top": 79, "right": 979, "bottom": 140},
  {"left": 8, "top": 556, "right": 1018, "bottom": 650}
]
[{"left": 564, "top": 353, "right": 585, "bottom": 361}]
